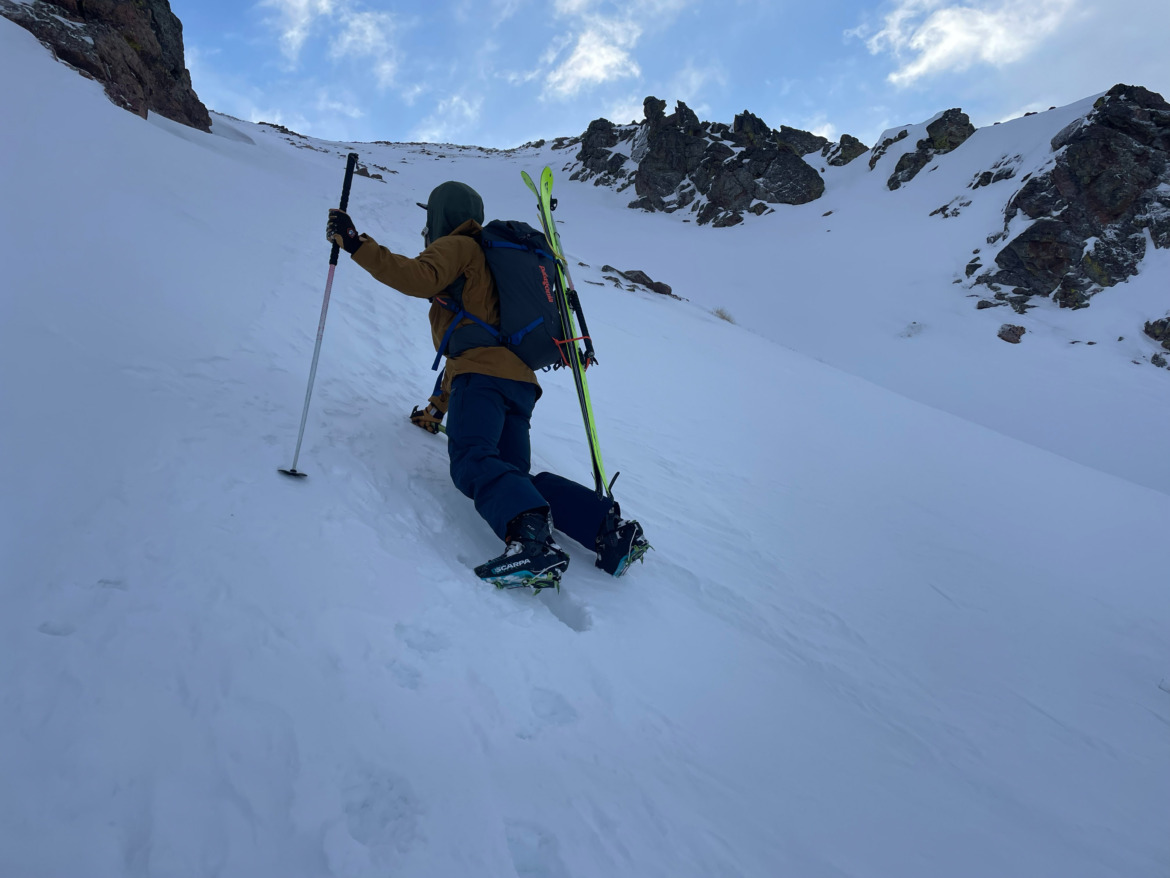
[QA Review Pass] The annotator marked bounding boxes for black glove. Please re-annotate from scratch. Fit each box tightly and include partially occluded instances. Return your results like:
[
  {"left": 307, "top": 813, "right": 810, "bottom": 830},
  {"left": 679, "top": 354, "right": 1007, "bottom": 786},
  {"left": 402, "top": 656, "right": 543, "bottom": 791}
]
[{"left": 327, "top": 209, "right": 363, "bottom": 255}]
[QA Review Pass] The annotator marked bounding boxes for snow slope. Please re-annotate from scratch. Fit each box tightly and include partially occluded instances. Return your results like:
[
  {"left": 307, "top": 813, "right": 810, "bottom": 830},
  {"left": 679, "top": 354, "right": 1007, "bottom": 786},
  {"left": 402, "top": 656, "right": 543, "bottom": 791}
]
[
  {"left": 558, "top": 103, "right": 1170, "bottom": 497},
  {"left": 2, "top": 18, "right": 1169, "bottom": 878}
]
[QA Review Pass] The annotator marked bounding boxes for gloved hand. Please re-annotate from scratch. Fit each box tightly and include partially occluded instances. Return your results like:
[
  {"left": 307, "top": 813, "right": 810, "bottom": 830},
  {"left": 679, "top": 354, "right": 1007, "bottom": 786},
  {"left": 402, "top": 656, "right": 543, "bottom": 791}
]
[
  {"left": 326, "top": 209, "right": 363, "bottom": 254},
  {"left": 410, "top": 403, "right": 444, "bottom": 434}
]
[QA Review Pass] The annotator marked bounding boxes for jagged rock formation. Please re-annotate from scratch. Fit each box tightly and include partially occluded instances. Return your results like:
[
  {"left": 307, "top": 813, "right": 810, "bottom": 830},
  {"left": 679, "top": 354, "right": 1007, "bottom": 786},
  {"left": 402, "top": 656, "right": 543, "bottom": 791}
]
[
  {"left": 573, "top": 98, "right": 828, "bottom": 226},
  {"left": 978, "top": 85, "right": 1170, "bottom": 310},
  {"left": 868, "top": 129, "right": 909, "bottom": 170},
  {"left": 887, "top": 109, "right": 976, "bottom": 190},
  {"left": 821, "top": 134, "right": 869, "bottom": 167},
  {"left": 776, "top": 125, "right": 830, "bottom": 156},
  {"left": 1144, "top": 317, "right": 1170, "bottom": 351},
  {"left": 0, "top": 0, "right": 210, "bottom": 131}
]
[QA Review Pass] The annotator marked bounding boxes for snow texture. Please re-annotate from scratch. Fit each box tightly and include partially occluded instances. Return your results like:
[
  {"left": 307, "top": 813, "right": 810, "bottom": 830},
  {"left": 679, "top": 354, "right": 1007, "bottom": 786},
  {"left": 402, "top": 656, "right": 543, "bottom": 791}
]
[{"left": 1, "top": 17, "right": 1168, "bottom": 878}]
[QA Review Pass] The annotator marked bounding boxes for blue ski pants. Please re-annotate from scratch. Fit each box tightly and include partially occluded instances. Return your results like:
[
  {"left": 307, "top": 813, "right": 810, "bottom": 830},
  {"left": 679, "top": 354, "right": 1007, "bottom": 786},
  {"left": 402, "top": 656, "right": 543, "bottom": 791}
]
[{"left": 447, "top": 373, "right": 613, "bottom": 546}]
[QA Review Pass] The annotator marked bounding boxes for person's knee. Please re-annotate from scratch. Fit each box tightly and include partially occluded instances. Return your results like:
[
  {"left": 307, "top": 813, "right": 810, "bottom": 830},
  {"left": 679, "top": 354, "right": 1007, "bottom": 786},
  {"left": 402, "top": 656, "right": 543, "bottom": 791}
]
[{"left": 450, "top": 435, "right": 512, "bottom": 496}]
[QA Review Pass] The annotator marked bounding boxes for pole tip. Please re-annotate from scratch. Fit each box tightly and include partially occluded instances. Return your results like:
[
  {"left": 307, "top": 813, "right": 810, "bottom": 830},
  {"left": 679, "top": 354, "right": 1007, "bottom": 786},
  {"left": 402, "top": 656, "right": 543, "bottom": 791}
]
[{"left": 278, "top": 468, "right": 308, "bottom": 478}]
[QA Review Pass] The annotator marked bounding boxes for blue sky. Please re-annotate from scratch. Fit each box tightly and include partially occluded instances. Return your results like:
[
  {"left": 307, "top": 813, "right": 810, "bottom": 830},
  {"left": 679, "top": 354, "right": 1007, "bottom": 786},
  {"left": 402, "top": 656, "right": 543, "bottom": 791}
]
[{"left": 178, "top": 0, "right": 1170, "bottom": 149}]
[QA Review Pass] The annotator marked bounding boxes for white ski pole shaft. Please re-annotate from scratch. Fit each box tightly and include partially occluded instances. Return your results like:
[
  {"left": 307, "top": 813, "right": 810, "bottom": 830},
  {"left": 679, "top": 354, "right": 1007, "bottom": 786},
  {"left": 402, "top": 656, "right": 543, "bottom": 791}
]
[{"left": 281, "top": 151, "right": 359, "bottom": 478}]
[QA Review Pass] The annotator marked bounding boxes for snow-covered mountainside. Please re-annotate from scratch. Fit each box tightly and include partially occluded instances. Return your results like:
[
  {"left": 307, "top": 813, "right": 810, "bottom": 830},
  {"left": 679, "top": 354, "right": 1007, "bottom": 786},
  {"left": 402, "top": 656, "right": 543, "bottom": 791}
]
[{"left": 2, "top": 16, "right": 1168, "bottom": 878}]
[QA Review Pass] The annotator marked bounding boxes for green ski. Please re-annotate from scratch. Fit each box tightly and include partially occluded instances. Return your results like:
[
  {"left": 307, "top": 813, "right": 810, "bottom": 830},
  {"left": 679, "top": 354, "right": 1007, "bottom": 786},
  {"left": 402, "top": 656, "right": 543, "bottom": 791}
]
[{"left": 521, "top": 167, "right": 611, "bottom": 499}]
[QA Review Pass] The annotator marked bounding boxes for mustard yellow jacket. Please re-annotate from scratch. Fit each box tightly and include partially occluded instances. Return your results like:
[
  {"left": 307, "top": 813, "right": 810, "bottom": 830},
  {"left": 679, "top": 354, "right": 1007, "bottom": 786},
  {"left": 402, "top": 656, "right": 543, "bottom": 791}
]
[{"left": 350, "top": 219, "right": 540, "bottom": 405}]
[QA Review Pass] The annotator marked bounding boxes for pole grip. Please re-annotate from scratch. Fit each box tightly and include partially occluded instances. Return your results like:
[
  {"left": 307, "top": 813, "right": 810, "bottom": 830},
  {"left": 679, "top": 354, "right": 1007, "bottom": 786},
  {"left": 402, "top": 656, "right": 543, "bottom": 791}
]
[{"left": 329, "top": 152, "right": 360, "bottom": 266}]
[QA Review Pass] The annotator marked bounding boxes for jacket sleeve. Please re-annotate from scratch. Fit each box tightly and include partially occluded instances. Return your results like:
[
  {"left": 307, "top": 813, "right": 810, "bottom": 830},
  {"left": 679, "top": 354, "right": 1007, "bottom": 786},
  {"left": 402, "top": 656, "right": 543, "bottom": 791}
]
[{"left": 350, "top": 234, "right": 473, "bottom": 299}]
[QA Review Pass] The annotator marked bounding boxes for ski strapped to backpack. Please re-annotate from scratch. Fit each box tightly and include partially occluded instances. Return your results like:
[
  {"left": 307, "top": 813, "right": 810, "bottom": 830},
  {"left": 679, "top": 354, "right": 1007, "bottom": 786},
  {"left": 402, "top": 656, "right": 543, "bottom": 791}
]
[
  {"left": 521, "top": 167, "right": 612, "bottom": 500},
  {"left": 430, "top": 220, "right": 570, "bottom": 372}
]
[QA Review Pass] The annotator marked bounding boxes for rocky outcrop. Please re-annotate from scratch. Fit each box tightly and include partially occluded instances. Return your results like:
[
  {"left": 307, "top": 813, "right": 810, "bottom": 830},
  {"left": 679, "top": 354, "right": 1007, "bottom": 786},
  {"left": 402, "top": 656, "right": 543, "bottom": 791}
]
[
  {"left": 970, "top": 155, "right": 1021, "bottom": 189},
  {"left": 869, "top": 129, "right": 909, "bottom": 170},
  {"left": 574, "top": 97, "right": 825, "bottom": 226},
  {"left": 1145, "top": 317, "right": 1170, "bottom": 351},
  {"left": 576, "top": 118, "right": 627, "bottom": 187},
  {"left": 978, "top": 85, "right": 1170, "bottom": 308},
  {"left": 777, "top": 125, "right": 829, "bottom": 156},
  {"left": 887, "top": 109, "right": 976, "bottom": 190},
  {"left": 601, "top": 266, "right": 675, "bottom": 297},
  {"left": 0, "top": 0, "right": 210, "bottom": 131},
  {"left": 821, "top": 134, "right": 869, "bottom": 167},
  {"left": 998, "top": 324, "right": 1026, "bottom": 344}
]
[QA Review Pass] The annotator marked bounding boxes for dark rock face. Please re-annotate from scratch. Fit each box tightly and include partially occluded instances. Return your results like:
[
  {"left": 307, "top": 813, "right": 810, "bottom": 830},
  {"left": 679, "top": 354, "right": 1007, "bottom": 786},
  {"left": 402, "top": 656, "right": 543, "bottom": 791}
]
[
  {"left": 1145, "top": 317, "right": 1170, "bottom": 351},
  {"left": 822, "top": 134, "right": 869, "bottom": 167},
  {"left": 574, "top": 118, "right": 632, "bottom": 189},
  {"left": 0, "top": 0, "right": 211, "bottom": 131},
  {"left": 979, "top": 85, "right": 1170, "bottom": 307},
  {"left": 970, "top": 155, "right": 1021, "bottom": 189},
  {"left": 887, "top": 109, "right": 976, "bottom": 190},
  {"left": 600, "top": 266, "right": 676, "bottom": 297},
  {"left": 998, "top": 324, "right": 1026, "bottom": 344},
  {"left": 777, "top": 125, "right": 830, "bottom": 156},
  {"left": 573, "top": 96, "right": 825, "bottom": 225},
  {"left": 869, "top": 129, "right": 908, "bottom": 170}
]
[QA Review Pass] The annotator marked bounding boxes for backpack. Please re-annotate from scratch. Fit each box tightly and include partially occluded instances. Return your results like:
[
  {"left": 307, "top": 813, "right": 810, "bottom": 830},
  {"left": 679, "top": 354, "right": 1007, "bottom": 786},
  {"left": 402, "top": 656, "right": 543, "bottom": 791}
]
[{"left": 431, "top": 220, "right": 567, "bottom": 371}]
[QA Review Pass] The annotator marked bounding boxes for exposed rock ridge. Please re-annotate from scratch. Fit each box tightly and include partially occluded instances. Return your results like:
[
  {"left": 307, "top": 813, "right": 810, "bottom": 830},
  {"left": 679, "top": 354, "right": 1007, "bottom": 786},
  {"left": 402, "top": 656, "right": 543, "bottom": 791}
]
[
  {"left": 572, "top": 97, "right": 870, "bottom": 226},
  {"left": 976, "top": 84, "right": 1170, "bottom": 310},
  {"left": 887, "top": 109, "right": 976, "bottom": 190},
  {"left": 0, "top": 0, "right": 210, "bottom": 131}
]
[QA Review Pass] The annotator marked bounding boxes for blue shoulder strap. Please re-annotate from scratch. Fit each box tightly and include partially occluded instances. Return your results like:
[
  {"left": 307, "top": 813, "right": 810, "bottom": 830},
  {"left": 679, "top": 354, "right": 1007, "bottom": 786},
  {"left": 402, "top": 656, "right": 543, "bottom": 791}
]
[{"left": 431, "top": 296, "right": 503, "bottom": 370}]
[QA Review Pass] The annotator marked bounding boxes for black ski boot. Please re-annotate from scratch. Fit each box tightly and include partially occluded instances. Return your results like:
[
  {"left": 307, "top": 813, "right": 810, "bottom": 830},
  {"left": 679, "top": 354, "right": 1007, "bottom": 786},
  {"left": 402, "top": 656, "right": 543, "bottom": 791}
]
[
  {"left": 595, "top": 505, "right": 650, "bottom": 577},
  {"left": 475, "top": 509, "right": 570, "bottom": 591}
]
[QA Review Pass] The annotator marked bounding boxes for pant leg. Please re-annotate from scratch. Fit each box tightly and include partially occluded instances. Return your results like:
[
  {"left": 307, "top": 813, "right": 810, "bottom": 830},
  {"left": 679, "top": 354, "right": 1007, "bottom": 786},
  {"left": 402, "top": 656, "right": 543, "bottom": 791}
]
[
  {"left": 447, "top": 374, "right": 548, "bottom": 540},
  {"left": 533, "top": 471, "right": 615, "bottom": 549},
  {"left": 497, "top": 387, "right": 534, "bottom": 478}
]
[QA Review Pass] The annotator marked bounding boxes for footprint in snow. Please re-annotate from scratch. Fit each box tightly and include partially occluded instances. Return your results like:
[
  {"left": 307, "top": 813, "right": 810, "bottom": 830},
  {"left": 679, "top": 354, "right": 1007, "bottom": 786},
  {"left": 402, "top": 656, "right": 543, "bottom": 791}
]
[
  {"left": 518, "top": 688, "right": 578, "bottom": 738},
  {"left": 538, "top": 590, "right": 592, "bottom": 632},
  {"left": 394, "top": 623, "right": 450, "bottom": 655},
  {"left": 505, "top": 820, "right": 572, "bottom": 878},
  {"left": 530, "top": 688, "right": 578, "bottom": 727},
  {"left": 387, "top": 659, "right": 421, "bottom": 690},
  {"left": 343, "top": 768, "right": 424, "bottom": 853}
]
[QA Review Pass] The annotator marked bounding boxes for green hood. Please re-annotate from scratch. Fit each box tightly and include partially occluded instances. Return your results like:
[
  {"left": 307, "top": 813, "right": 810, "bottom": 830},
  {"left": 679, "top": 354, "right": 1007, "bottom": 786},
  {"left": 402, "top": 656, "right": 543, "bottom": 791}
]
[{"left": 425, "top": 181, "right": 484, "bottom": 244}]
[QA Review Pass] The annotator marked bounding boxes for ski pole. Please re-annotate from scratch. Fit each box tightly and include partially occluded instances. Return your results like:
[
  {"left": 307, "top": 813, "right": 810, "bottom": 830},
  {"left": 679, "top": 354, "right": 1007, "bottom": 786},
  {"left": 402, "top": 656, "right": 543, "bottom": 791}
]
[{"left": 280, "top": 151, "right": 359, "bottom": 478}]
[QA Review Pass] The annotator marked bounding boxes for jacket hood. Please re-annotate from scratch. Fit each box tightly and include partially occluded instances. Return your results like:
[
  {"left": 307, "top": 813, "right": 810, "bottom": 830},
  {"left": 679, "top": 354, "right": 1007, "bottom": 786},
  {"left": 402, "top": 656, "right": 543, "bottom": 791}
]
[{"left": 425, "top": 181, "right": 485, "bottom": 244}]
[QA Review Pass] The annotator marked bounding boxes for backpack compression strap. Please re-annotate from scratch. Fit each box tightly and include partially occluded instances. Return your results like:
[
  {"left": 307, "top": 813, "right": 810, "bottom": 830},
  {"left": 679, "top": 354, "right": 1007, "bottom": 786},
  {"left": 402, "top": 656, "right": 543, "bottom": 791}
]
[{"left": 431, "top": 296, "right": 547, "bottom": 370}]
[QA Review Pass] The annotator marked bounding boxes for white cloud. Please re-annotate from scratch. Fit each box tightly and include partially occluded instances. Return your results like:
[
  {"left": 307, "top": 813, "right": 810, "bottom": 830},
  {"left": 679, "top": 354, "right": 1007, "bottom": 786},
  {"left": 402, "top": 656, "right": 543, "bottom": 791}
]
[
  {"left": 810, "top": 121, "right": 838, "bottom": 141},
  {"left": 315, "top": 91, "right": 366, "bottom": 119},
  {"left": 399, "top": 82, "right": 427, "bottom": 106},
  {"left": 539, "top": 0, "right": 696, "bottom": 101},
  {"left": 453, "top": 0, "right": 527, "bottom": 24},
  {"left": 554, "top": 0, "right": 596, "bottom": 14},
  {"left": 259, "top": 0, "right": 335, "bottom": 64},
  {"left": 606, "top": 94, "right": 648, "bottom": 124},
  {"left": 667, "top": 63, "right": 726, "bottom": 112},
  {"left": 544, "top": 19, "right": 643, "bottom": 99},
  {"left": 858, "top": 0, "right": 1077, "bottom": 86},
  {"left": 411, "top": 95, "right": 484, "bottom": 143},
  {"left": 328, "top": 10, "right": 399, "bottom": 89},
  {"left": 259, "top": 1, "right": 399, "bottom": 89}
]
